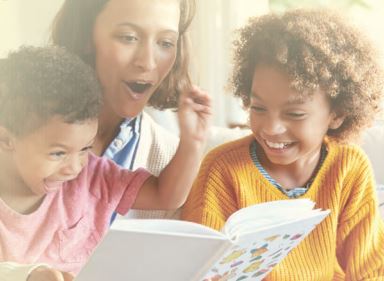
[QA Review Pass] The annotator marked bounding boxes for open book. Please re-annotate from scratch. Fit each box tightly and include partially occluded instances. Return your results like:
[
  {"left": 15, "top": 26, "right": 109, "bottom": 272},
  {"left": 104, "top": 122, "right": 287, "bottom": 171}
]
[{"left": 76, "top": 199, "right": 329, "bottom": 281}]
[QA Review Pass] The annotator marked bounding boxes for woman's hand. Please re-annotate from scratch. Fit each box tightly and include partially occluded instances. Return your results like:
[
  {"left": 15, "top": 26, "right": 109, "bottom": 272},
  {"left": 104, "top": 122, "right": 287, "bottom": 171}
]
[
  {"left": 27, "top": 266, "right": 74, "bottom": 281},
  {"left": 178, "top": 85, "right": 212, "bottom": 145}
]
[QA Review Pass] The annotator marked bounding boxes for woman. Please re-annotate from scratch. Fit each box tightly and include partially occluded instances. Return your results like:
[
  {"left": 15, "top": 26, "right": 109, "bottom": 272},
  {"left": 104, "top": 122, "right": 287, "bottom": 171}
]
[{"left": 51, "top": 0, "right": 198, "bottom": 219}]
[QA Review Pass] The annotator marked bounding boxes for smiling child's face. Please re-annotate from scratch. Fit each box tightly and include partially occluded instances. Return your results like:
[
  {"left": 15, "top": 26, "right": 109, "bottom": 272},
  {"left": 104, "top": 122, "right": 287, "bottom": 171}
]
[
  {"left": 249, "top": 65, "right": 342, "bottom": 168},
  {"left": 9, "top": 116, "right": 98, "bottom": 196}
]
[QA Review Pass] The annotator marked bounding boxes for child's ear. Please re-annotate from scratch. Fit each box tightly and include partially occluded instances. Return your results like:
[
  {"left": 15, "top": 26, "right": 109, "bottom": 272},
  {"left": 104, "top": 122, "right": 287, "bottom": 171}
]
[
  {"left": 0, "top": 126, "right": 15, "bottom": 151},
  {"left": 329, "top": 113, "right": 345, "bottom": 130}
]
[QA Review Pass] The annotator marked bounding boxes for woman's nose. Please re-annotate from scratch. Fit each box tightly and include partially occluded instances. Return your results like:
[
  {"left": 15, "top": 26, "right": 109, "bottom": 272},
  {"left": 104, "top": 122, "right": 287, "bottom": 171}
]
[{"left": 133, "top": 41, "right": 156, "bottom": 71}]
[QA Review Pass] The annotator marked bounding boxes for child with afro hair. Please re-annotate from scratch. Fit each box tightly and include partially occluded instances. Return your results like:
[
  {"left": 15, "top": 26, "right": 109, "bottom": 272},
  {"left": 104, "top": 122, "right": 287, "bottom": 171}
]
[{"left": 182, "top": 8, "right": 384, "bottom": 280}]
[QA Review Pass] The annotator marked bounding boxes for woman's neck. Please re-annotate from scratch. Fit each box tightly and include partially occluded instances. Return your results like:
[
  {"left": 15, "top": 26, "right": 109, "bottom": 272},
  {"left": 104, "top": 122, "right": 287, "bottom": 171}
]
[{"left": 93, "top": 106, "right": 127, "bottom": 156}]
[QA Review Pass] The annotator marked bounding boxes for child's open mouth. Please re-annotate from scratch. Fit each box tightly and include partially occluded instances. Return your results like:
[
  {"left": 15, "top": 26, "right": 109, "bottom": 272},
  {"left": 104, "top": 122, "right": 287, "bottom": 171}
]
[{"left": 265, "top": 140, "right": 294, "bottom": 150}]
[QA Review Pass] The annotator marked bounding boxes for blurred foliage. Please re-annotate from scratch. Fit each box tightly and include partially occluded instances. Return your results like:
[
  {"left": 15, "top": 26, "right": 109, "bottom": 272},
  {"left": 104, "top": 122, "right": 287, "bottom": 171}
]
[{"left": 269, "top": 0, "right": 372, "bottom": 12}]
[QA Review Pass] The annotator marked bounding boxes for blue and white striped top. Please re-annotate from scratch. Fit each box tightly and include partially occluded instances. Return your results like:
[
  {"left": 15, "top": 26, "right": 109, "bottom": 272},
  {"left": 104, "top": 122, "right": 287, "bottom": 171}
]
[{"left": 250, "top": 140, "right": 327, "bottom": 198}]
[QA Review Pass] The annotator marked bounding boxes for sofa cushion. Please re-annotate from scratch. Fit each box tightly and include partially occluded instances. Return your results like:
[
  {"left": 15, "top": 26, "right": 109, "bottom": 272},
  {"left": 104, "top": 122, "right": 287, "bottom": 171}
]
[
  {"left": 361, "top": 121, "right": 384, "bottom": 185},
  {"left": 378, "top": 185, "right": 384, "bottom": 219}
]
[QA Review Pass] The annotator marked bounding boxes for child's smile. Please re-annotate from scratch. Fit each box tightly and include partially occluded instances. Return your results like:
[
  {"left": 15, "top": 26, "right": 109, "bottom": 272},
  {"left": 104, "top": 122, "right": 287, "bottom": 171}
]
[
  {"left": 249, "top": 65, "right": 341, "bottom": 170},
  {"left": 264, "top": 140, "right": 294, "bottom": 150},
  {"left": 9, "top": 116, "right": 98, "bottom": 196}
]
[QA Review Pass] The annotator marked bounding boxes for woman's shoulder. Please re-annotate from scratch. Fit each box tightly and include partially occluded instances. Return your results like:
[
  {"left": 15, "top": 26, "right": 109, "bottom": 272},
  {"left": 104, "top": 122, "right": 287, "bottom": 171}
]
[
  {"left": 135, "top": 112, "right": 179, "bottom": 174},
  {"left": 204, "top": 134, "right": 254, "bottom": 161},
  {"left": 141, "top": 111, "right": 179, "bottom": 144}
]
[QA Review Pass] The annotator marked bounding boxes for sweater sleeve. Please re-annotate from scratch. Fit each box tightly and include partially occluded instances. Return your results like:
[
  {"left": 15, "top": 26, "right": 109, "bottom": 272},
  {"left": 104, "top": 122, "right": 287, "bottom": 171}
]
[
  {"left": 0, "top": 262, "right": 48, "bottom": 281},
  {"left": 181, "top": 151, "right": 239, "bottom": 231},
  {"left": 336, "top": 152, "right": 384, "bottom": 280}
]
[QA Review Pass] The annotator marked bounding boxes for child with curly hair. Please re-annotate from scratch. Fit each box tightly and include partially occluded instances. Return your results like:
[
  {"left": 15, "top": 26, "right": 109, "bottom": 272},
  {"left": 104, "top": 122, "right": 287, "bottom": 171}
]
[
  {"left": 0, "top": 46, "right": 211, "bottom": 281},
  {"left": 182, "top": 9, "right": 384, "bottom": 280}
]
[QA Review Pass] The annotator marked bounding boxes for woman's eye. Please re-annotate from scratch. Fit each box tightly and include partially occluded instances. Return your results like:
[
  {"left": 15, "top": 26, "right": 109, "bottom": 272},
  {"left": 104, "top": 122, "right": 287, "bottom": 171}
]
[
  {"left": 159, "top": 40, "right": 175, "bottom": 49},
  {"left": 117, "top": 34, "right": 137, "bottom": 43}
]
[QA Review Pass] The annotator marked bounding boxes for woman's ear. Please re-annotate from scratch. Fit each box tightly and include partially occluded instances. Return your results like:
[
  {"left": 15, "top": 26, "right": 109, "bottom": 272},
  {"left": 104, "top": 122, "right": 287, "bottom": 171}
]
[
  {"left": 0, "top": 126, "right": 15, "bottom": 152},
  {"left": 329, "top": 112, "right": 345, "bottom": 130}
]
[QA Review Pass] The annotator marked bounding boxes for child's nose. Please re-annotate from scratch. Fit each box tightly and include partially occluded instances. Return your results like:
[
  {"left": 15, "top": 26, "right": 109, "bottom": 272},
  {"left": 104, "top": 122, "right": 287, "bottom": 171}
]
[
  {"left": 61, "top": 155, "right": 85, "bottom": 176},
  {"left": 262, "top": 117, "right": 286, "bottom": 135}
]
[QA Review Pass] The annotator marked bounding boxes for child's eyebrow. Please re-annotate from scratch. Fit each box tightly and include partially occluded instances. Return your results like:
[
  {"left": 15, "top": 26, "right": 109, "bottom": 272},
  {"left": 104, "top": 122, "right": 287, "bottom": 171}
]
[
  {"left": 48, "top": 143, "right": 69, "bottom": 149},
  {"left": 286, "top": 97, "right": 307, "bottom": 105},
  {"left": 48, "top": 138, "right": 95, "bottom": 150},
  {"left": 251, "top": 93, "right": 308, "bottom": 105},
  {"left": 85, "top": 138, "right": 95, "bottom": 146}
]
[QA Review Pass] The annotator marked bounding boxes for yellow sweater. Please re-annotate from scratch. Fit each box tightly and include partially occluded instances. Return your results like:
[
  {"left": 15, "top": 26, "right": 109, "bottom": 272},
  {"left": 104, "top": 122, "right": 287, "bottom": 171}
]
[{"left": 182, "top": 135, "right": 384, "bottom": 280}]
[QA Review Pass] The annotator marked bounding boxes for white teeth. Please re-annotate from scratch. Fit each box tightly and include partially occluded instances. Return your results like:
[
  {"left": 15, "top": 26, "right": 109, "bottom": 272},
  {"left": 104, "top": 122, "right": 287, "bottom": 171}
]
[{"left": 265, "top": 140, "right": 291, "bottom": 149}]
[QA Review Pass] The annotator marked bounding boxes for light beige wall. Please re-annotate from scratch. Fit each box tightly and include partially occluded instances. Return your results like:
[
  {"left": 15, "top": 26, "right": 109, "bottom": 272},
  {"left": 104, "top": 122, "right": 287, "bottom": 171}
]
[
  {"left": 0, "top": 0, "right": 64, "bottom": 57},
  {"left": 189, "top": 0, "right": 269, "bottom": 126}
]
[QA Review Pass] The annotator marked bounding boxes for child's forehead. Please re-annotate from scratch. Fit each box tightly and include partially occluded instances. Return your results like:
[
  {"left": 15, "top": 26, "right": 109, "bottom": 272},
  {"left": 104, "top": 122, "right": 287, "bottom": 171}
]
[
  {"left": 22, "top": 116, "right": 98, "bottom": 145},
  {"left": 251, "top": 66, "right": 319, "bottom": 102},
  {"left": 251, "top": 91, "right": 315, "bottom": 104}
]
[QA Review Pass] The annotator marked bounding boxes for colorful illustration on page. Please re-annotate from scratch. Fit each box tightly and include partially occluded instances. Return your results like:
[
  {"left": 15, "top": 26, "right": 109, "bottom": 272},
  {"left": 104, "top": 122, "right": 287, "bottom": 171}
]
[{"left": 201, "top": 227, "right": 314, "bottom": 281}]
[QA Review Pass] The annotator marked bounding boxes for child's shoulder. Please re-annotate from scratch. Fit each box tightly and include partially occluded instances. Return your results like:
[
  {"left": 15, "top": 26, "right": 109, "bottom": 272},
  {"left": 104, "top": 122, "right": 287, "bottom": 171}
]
[
  {"left": 326, "top": 139, "right": 370, "bottom": 165},
  {"left": 82, "top": 152, "right": 127, "bottom": 176}
]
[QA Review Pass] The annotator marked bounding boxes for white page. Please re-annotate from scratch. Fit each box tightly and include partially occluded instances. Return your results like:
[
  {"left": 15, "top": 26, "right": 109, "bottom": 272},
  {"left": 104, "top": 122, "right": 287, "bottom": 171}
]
[
  {"left": 112, "top": 219, "right": 226, "bottom": 238},
  {"left": 223, "top": 199, "right": 317, "bottom": 237}
]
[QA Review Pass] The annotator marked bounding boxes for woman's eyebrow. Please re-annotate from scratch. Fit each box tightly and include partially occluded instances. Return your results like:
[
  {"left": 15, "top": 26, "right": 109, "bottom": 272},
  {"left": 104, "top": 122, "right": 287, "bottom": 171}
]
[{"left": 117, "top": 22, "right": 179, "bottom": 35}]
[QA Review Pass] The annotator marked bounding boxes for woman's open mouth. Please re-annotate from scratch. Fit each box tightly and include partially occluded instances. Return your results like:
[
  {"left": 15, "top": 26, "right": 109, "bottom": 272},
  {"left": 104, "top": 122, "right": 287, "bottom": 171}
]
[{"left": 124, "top": 81, "right": 153, "bottom": 98}]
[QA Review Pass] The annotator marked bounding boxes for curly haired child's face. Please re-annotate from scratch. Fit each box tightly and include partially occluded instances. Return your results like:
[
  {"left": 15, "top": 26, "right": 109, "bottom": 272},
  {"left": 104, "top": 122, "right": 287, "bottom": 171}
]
[
  {"left": 93, "top": 0, "right": 180, "bottom": 119},
  {"left": 249, "top": 65, "right": 343, "bottom": 167},
  {"left": 5, "top": 116, "right": 98, "bottom": 196}
]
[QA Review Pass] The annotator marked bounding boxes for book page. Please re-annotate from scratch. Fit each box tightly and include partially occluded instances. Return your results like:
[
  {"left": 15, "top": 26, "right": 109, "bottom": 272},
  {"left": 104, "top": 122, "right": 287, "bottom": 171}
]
[
  {"left": 201, "top": 210, "right": 329, "bottom": 281},
  {"left": 223, "top": 199, "right": 316, "bottom": 238},
  {"left": 112, "top": 219, "right": 226, "bottom": 238}
]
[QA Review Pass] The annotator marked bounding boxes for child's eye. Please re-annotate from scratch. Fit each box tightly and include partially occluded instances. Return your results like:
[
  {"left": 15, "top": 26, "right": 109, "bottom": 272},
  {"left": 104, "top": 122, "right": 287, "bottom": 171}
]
[
  {"left": 287, "top": 112, "right": 306, "bottom": 119},
  {"left": 251, "top": 106, "right": 266, "bottom": 113},
  {"left": 49, "top": 151, "right": 67, "bottom": 160},
  {"left": 80, "top": 146, "right": 93, "bottom": 154}
]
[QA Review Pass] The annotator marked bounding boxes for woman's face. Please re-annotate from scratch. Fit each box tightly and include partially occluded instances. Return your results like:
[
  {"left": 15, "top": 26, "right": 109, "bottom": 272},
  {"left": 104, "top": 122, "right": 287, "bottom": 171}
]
[{"left": 93, "top": 0, "right": 180, "bottom": 119}]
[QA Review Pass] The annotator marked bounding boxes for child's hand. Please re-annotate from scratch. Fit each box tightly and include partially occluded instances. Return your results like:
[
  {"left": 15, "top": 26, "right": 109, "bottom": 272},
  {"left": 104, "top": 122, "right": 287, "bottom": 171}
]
[
  {"left": 27, "top": 266, "right": 74, "bottom": 281},
  {"left": 178, "top": 85, "right": 212, "bottom": 145}
]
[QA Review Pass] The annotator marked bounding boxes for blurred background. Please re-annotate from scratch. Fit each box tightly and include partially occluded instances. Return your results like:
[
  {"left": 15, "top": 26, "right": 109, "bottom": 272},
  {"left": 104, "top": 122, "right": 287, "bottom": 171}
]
[{"left": 1, "top": 0, "right": 383, "bottom": 129}]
